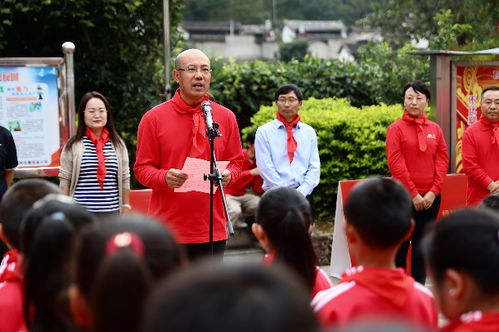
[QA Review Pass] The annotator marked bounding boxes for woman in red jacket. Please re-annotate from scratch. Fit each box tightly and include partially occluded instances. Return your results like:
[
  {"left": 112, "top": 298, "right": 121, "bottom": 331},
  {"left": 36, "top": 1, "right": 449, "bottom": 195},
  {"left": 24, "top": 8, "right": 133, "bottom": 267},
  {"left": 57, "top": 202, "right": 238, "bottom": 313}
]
[{"left": 385, "top": 80, "right": 449, "bottom": 284}]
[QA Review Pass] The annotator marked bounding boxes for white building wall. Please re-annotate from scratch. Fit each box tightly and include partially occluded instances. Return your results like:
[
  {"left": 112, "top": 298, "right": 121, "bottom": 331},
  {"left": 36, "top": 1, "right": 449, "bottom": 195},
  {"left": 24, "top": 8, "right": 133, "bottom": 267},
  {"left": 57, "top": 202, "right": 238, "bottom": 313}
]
[
  {"left": 192, "top": 36, "right": 279, "bottom": 61},
  {"left": 308, "top": 41, "right": 330, "bottom": 59}
]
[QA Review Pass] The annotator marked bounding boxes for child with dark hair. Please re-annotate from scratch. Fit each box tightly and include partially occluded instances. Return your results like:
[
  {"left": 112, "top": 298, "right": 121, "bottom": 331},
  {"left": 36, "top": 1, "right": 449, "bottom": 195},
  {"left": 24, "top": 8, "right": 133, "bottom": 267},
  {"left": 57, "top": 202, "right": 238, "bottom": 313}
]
[
  {"left": 252, "top": 186, "right": 332, "bottom": 297},
  {"left": 143, "top": 261, "right": 320, "bottom": 332},
  {"left": 480, "top": 193, "right": 499, "bottom": 213},
  {"left": 70, "top": 215, "right": 184, "bottom": 332},
  {"left": 312, "top": 177, "right": 438, "bottom": 329},
  {"left": 225, "top": 129, "right": 264, "bottom": 228},
  {"left": 0, "top": 179, "right": 62, "bottom": 332},
  {"left": 20, "top": 196, "right": 95, "bottom": 332},
  {"left": 422, "top": 208, "right": 499, "bottom": 331}
]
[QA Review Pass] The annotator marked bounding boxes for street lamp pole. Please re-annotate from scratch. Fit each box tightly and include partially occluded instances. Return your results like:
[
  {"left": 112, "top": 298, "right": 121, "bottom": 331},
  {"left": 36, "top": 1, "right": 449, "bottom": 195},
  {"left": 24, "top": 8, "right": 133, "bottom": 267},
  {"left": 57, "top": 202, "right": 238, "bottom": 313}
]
[{"left": 163, "top": 0, "right": 171, "bottom": 100}]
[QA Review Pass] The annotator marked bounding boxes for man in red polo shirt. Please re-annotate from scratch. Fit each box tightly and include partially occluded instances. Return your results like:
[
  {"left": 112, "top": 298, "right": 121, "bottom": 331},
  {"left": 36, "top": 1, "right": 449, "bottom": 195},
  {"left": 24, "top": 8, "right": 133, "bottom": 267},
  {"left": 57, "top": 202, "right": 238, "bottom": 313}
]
[
  {"left": 134, "top": 49, "right": 243, "bottom": 260},
  {"left": 462, "top": 86, "right": 499, "bottom": 206}
]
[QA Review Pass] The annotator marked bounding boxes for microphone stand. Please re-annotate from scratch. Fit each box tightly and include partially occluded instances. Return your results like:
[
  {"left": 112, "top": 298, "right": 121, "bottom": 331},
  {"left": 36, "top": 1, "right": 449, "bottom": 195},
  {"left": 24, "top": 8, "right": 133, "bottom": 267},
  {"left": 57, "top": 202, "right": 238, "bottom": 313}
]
[{"left": 203, "top": 122, "right": 234, "bottom": 255}]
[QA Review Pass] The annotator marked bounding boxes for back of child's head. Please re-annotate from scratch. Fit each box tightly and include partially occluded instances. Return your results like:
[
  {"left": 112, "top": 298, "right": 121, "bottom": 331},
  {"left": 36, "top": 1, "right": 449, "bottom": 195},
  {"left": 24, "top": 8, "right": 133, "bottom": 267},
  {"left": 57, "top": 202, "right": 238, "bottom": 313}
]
[
  {"left": 345, "top": 177, "right": 412, "bottom": 249},
  {"left": 20, "top": 197, "right": 95, "bottom": 331},
  {"left": 0, "top": 179, "right": 61, "bottom": 250},
  {"left": 255, "top": 186, "right": 318, "bottom": 290},
  {"left": 422, "top": 208, "right": 499, "bottom": 300},
  {"left": 143, "top": 261, "right": 320, "bottom": 332},
  {"left": 75, "top": 215, "right": 184, "bottom": 332},
  {"left": 246, "top": 129, "right": 257, "bottom": 145},
  {"left": 480, "top": 193, "right": 499, "bottom": 213}
]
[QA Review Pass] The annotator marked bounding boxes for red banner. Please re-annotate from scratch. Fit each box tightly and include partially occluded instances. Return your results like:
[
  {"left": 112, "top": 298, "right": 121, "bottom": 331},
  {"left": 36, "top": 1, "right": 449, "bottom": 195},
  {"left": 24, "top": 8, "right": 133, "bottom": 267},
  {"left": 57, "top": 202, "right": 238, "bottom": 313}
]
[{"left": 455, "top": 65, "right": 499, "bottom": 172}]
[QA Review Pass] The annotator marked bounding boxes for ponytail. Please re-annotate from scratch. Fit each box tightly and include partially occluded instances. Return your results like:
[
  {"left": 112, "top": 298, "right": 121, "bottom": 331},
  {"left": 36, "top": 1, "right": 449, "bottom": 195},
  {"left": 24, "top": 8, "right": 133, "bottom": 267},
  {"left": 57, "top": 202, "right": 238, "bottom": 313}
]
[
  {"left": 22, "top": 213, "right": 75, "bottom": 331},
  {"left": 275, "top": 208, "right": 317, "bottom": 290},
  {"left": 257, "top": 187, "right": 318, "bottom": 291},
  {"left": 92, "top": 233, "right": 152, "bottom": 332},
  {"left": 75, "top": 216, "right": 184, "bottom": 332}
]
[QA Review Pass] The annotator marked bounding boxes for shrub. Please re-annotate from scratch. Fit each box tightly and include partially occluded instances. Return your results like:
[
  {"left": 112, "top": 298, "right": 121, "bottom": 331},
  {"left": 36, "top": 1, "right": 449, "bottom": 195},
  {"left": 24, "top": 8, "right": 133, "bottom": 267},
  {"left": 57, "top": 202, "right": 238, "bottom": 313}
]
[
  {"left": 278, "top": 39, "right": 309, "bottom": 62},
  {"left": 243, "top": 97, "right": 403, "bottom": 219},
  {"left": 210, "top": 50, "right": 427, "bottom": 131}
]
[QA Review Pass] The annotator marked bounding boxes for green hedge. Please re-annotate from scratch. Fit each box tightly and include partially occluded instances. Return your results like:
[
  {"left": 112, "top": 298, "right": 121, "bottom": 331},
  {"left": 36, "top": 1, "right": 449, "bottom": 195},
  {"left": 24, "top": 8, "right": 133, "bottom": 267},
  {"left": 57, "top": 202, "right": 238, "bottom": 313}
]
[
  {"left": 208, "top": 43, "right": 428, "bottom": 131},
  {"left": 243, "top": 97, "right": 403, "bottom": 219}
]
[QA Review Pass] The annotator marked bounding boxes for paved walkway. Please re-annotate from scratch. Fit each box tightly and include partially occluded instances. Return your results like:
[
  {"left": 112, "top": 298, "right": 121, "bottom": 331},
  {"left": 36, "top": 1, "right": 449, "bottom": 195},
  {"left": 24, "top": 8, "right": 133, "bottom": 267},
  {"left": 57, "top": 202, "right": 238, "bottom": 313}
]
[{"left": 223, "top": 234, "right": 339, "bottom": 284}]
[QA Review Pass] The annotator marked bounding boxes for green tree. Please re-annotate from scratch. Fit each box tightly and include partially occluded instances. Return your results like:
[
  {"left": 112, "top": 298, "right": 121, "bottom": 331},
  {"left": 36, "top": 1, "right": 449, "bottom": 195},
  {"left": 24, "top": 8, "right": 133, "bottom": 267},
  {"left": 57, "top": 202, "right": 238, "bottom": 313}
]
[
  {"left": 276, "top": 0, "right": 388, "bottom": 26},
  {"left": 182, "top": 0, "right": 389, "bottom": 26},
  {"left": 182, "top": 0, "right": 270, "bottom": 24},
  {"left": 361, "top": 0, "right": 498, "bottom": 49},
  {"left": 0, "top": 0, "right": 185, "bottom": 187},
  {"left": 355, "top": 41, "right": 429, "bottom": 104},
  {"left": 278, "top": 39, "right": 309, "bottom": 61},
  {"left": 429, "top": 9, "right": 472, "bottom": 50}
]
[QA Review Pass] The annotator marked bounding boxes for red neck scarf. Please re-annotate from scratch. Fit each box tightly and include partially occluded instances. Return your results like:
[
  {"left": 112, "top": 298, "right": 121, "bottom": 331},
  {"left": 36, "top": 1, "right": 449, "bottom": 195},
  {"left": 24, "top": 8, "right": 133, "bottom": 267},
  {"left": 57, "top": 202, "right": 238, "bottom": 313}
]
[
  {"left": 402, "top": 110, "right": 427, "bottom": 152},
  {"left": 276, "top": 112, "right": 301, "bottom": 163},
  {"left": 85, "top": 127, "right": 110, "bottom": 190},
  {"left": 172, "top": 89, "right": 209, "bottom": 157},
  {"left": 480, "top": 116, "right": 499, "bottom": 153}
]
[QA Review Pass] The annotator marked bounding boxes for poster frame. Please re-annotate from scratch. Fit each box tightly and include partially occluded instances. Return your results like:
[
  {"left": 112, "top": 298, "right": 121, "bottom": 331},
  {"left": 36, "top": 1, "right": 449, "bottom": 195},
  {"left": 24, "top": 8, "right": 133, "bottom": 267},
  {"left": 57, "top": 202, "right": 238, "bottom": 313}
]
[
  {"left": 0, "top": 51, "right": 75, "bottom": 178},
  {"left": 450, "top": 60, "right": 499, "bottom": 173}
]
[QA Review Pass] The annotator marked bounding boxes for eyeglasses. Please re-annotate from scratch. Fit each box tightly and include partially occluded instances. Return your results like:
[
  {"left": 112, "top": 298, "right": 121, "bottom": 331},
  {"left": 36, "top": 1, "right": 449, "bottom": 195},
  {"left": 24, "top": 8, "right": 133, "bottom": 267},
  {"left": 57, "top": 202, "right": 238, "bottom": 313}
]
[
  {"left": 176, "top": 67, "right": 212, "bottom": 75},
  {"left": 482, "top": 99, "right": 499, "bottom": 106},
  {"left": 85, "top": 109, "right": 107, "bottom": 115},
  {"left": 277, "top": 97, "right": 299, "bottom": 104}
]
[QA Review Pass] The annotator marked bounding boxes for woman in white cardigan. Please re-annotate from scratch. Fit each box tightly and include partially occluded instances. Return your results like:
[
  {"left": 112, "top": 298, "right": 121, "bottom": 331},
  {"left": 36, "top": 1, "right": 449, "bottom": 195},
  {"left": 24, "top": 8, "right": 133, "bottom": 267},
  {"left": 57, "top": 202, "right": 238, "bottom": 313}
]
[{"left": 59, "top": 91, "right": 130, "bottom": 216}]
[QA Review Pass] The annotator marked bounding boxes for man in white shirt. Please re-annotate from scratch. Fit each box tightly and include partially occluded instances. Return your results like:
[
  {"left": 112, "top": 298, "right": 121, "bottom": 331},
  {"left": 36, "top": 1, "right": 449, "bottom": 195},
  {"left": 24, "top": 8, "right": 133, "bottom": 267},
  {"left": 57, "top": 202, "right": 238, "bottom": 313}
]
[{"left": 255, "top": 84, "right": 320, "bottom": 199}]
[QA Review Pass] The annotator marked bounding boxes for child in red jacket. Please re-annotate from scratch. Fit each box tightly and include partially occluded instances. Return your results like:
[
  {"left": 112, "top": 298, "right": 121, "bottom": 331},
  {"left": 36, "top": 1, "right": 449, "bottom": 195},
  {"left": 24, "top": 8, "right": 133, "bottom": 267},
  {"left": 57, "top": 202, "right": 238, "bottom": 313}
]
[
  {"left": 0, "top": 179, "right": 62, "bottom": 332},
  {"left": 312, "top": 177, "right": 438, "bottom": 330},
  {"left": 422, "top": 208, "right": 499, "bottom": 331}
]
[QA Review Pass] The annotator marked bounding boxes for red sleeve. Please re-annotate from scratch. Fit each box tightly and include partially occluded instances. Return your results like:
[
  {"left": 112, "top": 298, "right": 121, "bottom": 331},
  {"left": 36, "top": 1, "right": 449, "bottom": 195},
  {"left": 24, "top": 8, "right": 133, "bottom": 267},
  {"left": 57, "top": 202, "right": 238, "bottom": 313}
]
[
  {"left": 385, "top": 123, "right": 419, "bottom": 197},
  {"left": 430, "top": 126, "right": 449, "bottom": 195},
  {"left": 462, "top": 127, "right": 494, "bottom": 189},
  {"left": 134, "top": 111, "right": 170, "bottom": 190},
  {"left": 238, "top": 170, "right": 253, "bottom": 184},
  {"left": 251, "top": 175, "right": 264, "bottom": 195},
  {"left": 221, "top": 111, "right": 244, "bottom": 185}
]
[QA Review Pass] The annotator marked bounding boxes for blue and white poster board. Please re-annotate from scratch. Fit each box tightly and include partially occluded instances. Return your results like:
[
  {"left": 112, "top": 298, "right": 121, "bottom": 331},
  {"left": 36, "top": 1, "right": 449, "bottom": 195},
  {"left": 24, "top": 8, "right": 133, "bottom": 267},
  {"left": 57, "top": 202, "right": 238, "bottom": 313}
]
[{"left": 0, "top": 66, "right": 61, "bottom": 168}]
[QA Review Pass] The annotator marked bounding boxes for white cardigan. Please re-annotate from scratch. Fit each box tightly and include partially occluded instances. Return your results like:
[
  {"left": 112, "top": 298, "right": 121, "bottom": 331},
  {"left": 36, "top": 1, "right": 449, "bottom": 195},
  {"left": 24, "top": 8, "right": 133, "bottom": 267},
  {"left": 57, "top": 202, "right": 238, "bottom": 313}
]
[{"left": 58, "top": 138, "right": 130, "bottom": 209}]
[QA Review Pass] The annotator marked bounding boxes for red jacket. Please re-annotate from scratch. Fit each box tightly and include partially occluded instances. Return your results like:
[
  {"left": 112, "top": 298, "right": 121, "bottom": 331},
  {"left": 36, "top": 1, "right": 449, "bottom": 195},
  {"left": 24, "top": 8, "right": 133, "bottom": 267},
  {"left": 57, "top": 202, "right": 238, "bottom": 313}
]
[
  {"left": 225, "top": 149, "right": 263, "bottom": 196},
  {"left": 312, "top": 266, "right": 438, "bottom": 329},
  {"left": 386, "top": 112, "right": 449, "bottom": 197},
  {"left": 0, "top": 250, "right": 27, "bottom": 332},
  {"left": 134, "top": 90, "right": 243, "bottom": 243},
  {"left": 462, "top": 118, "right": 499, "bottom": 206},
  {"left": 440, "top": 311, "right": 499, "bottom": 332}
]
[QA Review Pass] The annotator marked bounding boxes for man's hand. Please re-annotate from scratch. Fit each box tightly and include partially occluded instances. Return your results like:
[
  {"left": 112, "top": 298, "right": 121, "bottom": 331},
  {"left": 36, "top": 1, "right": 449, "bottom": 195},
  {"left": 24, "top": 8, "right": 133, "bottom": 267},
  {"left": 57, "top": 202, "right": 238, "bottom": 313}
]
[
  {"left": 221, "top": 169, "right": 231, "bottom": 187},
  {"left": 249, "top": 167, "right": 260, "bottom": 176},
  {"left": 487, "top": 181, "right": 499, "bottom": 194},
  {"left": 423, "top": 191, "right": 436, "bottom": 210},
  {"left": 165, "top": 168, "right": 188, "bottom": 188},
  {"left": 412, "top": 194, "right": 425, "bottom": 211}
]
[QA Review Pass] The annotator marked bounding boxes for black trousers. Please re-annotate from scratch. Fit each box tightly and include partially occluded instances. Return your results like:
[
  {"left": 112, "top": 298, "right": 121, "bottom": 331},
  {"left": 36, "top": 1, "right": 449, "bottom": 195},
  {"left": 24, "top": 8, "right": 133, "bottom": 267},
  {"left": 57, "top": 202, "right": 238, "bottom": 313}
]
[
  {"left": 395, "top": 194, "right": 441, "bottom": 284},
  {"left": 182, "top": 240, "right": 226, "bottom": 262}
]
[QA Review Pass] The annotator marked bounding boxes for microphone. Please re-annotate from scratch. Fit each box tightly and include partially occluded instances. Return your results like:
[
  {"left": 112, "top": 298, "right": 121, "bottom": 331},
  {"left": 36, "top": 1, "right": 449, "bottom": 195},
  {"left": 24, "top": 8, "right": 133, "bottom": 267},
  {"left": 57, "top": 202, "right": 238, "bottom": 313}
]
[{"left": 201, "top": 101, "right": 214, "bottom": 131}]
